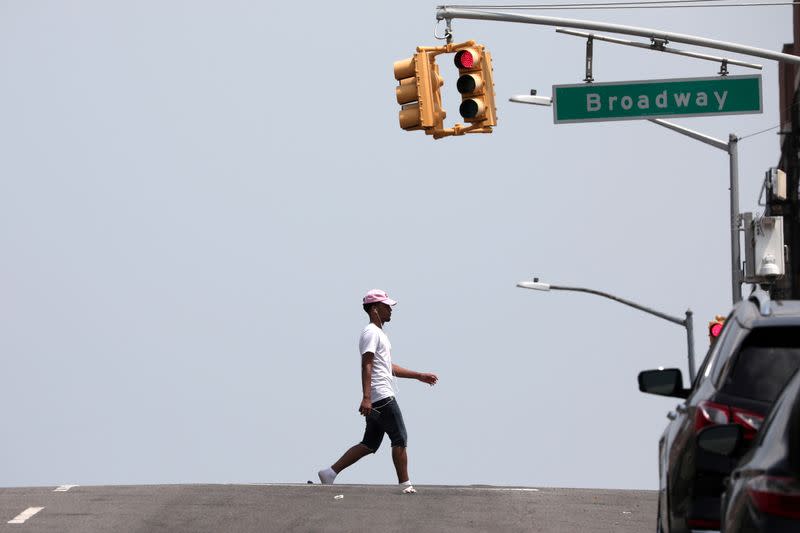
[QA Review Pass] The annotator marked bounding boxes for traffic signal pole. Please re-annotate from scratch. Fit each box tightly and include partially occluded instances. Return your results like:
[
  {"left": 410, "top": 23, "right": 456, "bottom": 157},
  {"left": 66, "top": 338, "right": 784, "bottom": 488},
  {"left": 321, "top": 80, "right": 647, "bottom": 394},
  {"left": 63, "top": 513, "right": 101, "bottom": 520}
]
[
  {"left": 648, "top": 120, "right": 743, "bottom": 303},
  {"left": 438, "top": 5, "right": 792, "bottom": 303},
  {"left": 436, "top": 7, "right": 800, "bottom": 66}
]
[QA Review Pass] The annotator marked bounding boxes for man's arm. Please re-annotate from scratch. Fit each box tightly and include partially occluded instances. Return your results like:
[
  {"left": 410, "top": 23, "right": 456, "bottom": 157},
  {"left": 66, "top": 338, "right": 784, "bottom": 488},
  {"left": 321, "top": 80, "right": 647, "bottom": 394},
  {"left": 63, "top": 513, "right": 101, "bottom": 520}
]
[
  {"left": 360, "top": 353, "right": 374, "bottom": 415},
  {"left": 392, "top": 364, "right": 438, "bottom": 385}
]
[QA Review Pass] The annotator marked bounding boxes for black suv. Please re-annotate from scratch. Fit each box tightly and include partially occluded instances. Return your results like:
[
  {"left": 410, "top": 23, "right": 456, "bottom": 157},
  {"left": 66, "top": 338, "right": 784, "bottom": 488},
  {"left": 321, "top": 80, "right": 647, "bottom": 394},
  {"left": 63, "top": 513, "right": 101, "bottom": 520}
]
[
  {"left": 638, "top": 290, "right": 800, "bottom": 532},
  {"left": 697, "top": 368, "right": 800, "bottom": 532}
]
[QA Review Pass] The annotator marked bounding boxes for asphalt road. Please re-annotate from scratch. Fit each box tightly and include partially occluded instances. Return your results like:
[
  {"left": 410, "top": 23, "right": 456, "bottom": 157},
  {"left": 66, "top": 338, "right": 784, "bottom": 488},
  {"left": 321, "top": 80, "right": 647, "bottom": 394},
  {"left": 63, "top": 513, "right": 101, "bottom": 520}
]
[{"left": 0, "top": 484, "right": 656, "bottom": 532}]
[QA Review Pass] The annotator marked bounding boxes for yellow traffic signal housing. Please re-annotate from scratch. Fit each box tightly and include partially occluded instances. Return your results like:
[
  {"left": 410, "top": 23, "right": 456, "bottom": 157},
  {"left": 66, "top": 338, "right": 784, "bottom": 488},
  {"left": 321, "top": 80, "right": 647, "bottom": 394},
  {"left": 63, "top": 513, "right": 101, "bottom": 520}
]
[
  {"left": 393, "top": 52, "right": 445, "bottom": 132},
  {"left": 453, "top": 46, "right": 497, "bottom": 128},
  {"left": 393, "top": 40, "right": 496, "bottom": 139},
  {"left": 708, "top": 315, "right": 726, "bottom": 345}
]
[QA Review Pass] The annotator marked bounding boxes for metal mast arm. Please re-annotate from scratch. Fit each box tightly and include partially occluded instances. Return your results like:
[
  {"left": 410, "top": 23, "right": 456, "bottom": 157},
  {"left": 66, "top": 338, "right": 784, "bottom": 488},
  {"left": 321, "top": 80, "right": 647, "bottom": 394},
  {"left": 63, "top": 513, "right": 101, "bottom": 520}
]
[
  {"left": 436, "top": 7, "right": 800, "bottom": 65},
  {"left": 555, "top": 29, "right": 763, "bottom": 71},
  {"left": 648, "top": 119, "right": 729, "bottom": 151}
]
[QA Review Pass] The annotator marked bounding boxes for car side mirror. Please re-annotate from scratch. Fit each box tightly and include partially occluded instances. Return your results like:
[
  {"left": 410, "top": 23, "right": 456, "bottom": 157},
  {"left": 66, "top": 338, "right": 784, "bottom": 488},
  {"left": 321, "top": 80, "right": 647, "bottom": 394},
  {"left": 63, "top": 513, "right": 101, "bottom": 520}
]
[
  {"left": 638, "top": 368, "right": 689, "bottom": 398},
  {"left": 696, "top": 424, "right": 743, "bottom": 456}
]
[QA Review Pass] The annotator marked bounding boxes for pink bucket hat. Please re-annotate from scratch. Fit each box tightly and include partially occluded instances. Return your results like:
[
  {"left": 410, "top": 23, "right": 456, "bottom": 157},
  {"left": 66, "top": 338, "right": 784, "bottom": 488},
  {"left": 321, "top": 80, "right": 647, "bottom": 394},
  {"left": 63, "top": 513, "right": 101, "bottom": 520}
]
[{"left": 362, "top": 289, "right": 397, "bottom": 306}]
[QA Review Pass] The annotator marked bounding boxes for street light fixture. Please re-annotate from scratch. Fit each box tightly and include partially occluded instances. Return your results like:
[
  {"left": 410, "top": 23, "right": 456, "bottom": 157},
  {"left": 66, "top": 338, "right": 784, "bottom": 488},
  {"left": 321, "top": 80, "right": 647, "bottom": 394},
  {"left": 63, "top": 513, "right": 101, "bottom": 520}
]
[
  {"left": 517, "top": 278, "right": 697, "bottom": 381},
  {"left": 509, "top": 93, "right": 553, "bottom": 106}
]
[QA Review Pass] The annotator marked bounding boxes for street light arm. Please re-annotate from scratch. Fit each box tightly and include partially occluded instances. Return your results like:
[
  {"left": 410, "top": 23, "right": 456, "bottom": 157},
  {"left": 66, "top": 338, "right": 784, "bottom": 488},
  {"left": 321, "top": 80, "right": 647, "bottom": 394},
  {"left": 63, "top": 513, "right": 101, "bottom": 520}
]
[
  {"left": 549, "top": 285, "right": 686, "bottom": 326},
  {"left": 518, "top": 281, "right": 696, "bottom": 380},
  {"left": 648, "top": 119, "right": 729, "bottom": 152}
]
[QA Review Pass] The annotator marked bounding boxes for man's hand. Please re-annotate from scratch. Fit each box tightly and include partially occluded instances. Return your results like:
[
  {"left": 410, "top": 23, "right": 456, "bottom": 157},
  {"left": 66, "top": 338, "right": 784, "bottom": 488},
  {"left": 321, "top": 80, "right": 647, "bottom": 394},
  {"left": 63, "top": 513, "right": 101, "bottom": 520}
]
[
  {"left": 417, "top": 373, "right": 438, "bottom": 386},
  {"left": 359, "top": 397, "right": 372, "bottom": 416}
]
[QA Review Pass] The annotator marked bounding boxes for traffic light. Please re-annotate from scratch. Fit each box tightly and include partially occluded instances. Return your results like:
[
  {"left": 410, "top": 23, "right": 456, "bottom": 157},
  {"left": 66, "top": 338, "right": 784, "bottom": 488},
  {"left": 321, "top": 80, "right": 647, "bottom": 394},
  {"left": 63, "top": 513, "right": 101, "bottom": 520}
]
[
  {"left": 453, "top": 46, "right": 497, "bottom": 127},
  {"left": 393, "top": 40, "right": 496, "bottom": 139},
  {"left": 393, "top": 51, "right": 445, "bottom": 133},
  {"left": 708, "top": 315, "right": 725, "bottom": 344}
]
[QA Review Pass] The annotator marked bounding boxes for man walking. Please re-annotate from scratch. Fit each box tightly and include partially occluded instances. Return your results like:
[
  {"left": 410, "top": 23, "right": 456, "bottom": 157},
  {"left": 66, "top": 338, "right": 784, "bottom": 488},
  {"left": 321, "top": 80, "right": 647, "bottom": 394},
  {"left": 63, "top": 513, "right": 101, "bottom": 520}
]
[{"left": 317, "top": 289, "right": 438, "bottom": 493}]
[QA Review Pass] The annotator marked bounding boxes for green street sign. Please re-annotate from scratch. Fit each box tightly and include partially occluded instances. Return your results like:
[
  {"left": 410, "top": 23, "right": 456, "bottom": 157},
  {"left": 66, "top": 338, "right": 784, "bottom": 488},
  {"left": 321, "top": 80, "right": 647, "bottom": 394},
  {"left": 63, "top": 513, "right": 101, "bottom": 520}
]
[{"left": 552, "top": 75, "right": 762, "bottom": 124}]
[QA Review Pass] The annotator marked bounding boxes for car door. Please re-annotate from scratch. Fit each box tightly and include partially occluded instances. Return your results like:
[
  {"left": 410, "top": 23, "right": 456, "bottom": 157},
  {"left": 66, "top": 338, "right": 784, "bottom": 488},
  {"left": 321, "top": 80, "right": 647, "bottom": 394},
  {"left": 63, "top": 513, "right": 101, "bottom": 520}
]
[{"left": 663, "top": 315, "right": 739, "bottom": 531}]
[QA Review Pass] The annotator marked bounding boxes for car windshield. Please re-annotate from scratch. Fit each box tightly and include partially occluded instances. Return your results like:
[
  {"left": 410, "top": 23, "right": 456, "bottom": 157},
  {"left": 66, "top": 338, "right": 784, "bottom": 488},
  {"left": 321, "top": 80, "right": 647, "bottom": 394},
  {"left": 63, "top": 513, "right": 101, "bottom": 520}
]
[{"left": 722, "top": 327, "right": 800, "bottom": 403}]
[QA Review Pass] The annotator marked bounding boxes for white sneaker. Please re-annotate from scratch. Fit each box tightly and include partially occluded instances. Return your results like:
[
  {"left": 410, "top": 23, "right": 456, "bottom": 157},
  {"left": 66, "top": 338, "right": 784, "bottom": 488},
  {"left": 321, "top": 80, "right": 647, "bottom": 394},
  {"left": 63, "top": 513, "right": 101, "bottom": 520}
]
[
  {"left": 402, "top": 485, "right": 417, "bottom": 494},
  {"left": 318, "top": 468, "right": 336, "bottom": 484}
]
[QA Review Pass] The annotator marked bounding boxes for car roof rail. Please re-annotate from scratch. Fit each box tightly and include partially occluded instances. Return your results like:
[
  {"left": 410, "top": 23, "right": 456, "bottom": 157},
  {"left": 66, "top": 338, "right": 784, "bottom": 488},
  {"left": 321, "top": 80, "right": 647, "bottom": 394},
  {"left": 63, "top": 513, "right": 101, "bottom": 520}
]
[{"left": 748, "top": 287, "right": 772, "bottom": 316}]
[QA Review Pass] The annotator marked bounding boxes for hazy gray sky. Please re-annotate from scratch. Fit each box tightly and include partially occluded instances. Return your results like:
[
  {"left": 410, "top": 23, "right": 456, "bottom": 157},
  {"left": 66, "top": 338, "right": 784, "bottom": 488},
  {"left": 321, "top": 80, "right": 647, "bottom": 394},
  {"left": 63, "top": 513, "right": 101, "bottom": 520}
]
[{"left": 0, "top": 1, "right": 792, "bottom": 489}]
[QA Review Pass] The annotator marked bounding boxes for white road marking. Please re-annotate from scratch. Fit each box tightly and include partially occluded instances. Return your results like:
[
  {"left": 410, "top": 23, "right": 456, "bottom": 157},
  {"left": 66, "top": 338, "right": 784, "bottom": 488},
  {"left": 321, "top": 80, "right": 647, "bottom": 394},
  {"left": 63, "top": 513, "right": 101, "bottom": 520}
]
[
  {"left": 8, "top": 507, "right": 44, "bottom": 524},
  {"left": 54, "top": 485, "right": 78, "bottom": 492},
  {"left": 483, "top": 488, "right": 540, "bottom": 492}
]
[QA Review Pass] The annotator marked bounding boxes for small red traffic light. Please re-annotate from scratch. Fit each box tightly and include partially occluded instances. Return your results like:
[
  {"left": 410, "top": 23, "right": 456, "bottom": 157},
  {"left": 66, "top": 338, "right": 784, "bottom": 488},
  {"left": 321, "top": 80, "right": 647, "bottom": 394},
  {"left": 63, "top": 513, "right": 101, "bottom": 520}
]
[
  {"left": 708, "top": 315, "right": 725, "bottom": 346},
  {"left": 454, "top": 50, "right": 474, "bottom": 69}
]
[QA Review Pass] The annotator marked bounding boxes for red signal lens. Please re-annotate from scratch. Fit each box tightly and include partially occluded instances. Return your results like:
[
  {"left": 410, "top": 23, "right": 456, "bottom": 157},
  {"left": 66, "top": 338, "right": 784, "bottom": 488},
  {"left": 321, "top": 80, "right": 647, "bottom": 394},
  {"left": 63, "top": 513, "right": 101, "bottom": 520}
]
[
  {"left": 455, "top": 50, "right": 474, "bottom": 69},
  {"left": 710, "top": 322, "right": 724, "bottom": 338}
]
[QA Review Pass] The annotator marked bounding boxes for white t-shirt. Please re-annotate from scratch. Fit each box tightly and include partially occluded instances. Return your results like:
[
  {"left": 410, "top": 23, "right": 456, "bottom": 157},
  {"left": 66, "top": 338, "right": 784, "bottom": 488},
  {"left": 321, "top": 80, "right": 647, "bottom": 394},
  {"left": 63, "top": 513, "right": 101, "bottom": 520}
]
[{"left": 359, "top": 323, "right": 395, "bottom": 403}]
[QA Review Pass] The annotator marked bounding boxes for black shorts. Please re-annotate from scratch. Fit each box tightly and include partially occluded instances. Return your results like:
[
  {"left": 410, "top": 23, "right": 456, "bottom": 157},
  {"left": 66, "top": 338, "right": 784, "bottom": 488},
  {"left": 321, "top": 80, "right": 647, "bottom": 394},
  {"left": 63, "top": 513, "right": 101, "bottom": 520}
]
[{"left": 361, "top": 396, "right": 408, "bottom": 451}]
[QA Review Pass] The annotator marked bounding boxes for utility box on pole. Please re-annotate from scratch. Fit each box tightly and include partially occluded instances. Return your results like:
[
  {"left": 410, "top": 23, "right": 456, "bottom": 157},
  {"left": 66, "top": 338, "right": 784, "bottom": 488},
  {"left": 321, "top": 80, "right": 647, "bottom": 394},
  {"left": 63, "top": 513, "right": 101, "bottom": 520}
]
[
  {"left": 744, "top": 213, "right": 786, "bottom": 282},
  {"left": 767, "top": 168, "right": 788, "bottom": 202}
]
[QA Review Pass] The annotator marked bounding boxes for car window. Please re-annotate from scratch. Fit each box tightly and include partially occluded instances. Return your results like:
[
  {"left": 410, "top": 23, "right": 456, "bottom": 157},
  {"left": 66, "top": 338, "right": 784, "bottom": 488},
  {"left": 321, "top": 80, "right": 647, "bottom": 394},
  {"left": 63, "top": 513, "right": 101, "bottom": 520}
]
[{"left": 721, "top": 327, "right": 800, "bottom": 403}]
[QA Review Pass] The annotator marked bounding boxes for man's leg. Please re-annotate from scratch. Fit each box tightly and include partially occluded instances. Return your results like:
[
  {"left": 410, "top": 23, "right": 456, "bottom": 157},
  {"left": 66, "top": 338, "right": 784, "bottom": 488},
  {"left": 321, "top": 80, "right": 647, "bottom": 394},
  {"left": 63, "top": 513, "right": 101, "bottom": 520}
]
[
  {"left": 318, "top": 444, "right": 372, "bottom": 484},
  {"left": 391, "top": 446, "right": 409, "bottom": 483},
  {"left": 319, "top": 416, "right": 384, "bottom": 485},
  {"left": 332, "top": 444, "right": 373, "bottom": 474},
  {"left": 383, "top": 400, "right": 415, "bottom": 493}
]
